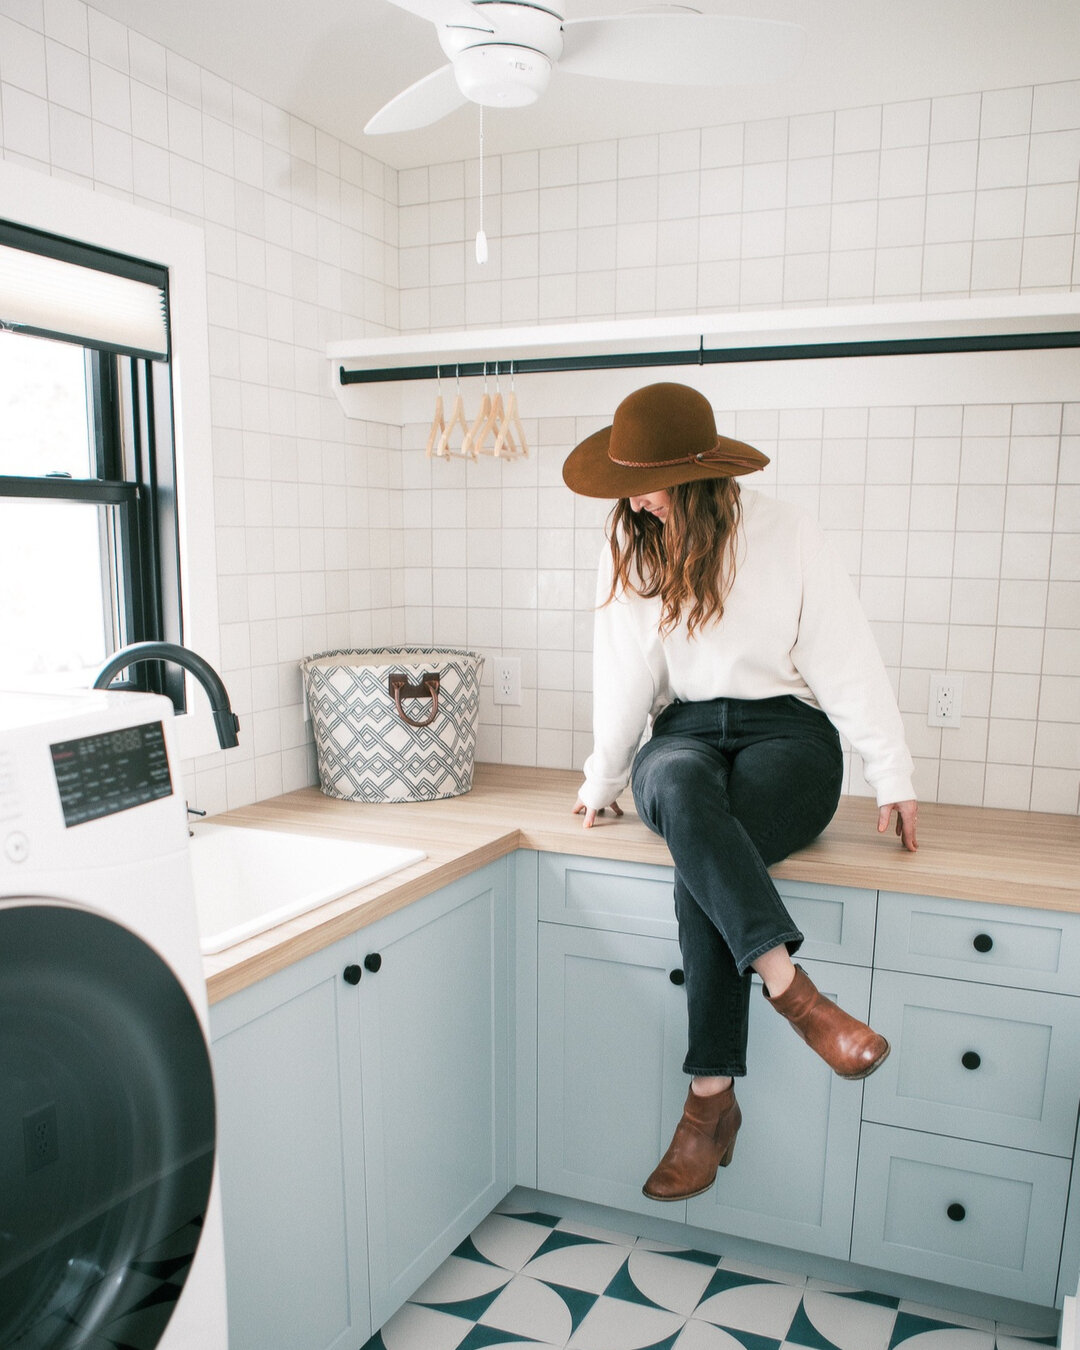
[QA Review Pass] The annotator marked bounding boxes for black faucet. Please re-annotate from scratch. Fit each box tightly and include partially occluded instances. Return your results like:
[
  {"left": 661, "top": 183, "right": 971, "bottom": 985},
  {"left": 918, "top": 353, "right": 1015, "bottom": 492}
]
[{"left": 92, "top": 642, "right": 241, "bottom": 749}]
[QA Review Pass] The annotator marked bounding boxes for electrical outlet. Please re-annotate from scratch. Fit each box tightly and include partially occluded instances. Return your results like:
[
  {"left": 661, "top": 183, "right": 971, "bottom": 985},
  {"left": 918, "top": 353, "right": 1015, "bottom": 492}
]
[
  {"left": 493, "top": 656, "right": 521, "bottom": 706},
  {"left": 927, "top": 673, "right": 963, "bottom": 727},
  {"left": 23, "top": 1103, "right": 59, "bottom": 1173}
]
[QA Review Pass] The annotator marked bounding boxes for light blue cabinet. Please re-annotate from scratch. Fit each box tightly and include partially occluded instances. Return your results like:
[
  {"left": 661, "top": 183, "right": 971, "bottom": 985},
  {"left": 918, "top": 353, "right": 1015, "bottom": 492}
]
[
  {"left": 852, "top": 1124, "right": 1071, "bottom": 1307},
  {"left": 358, "top": 865, "right": 511, "bottom": 1327},
  {"left": 861, "top": 888, "right": 1080, "bottom": 1307},
  {"left": 212, "top": 843, "right": 1080, "bottom": 1335},
  {"left": 535, "top": 853, "right": 872, "bottom": 1257},
  {"left": 211, "top": 938, "right": 370, "bottom": 1350},
  {"left": 536, "top": 923, "right": 691, "bottom": 1220},
  {"left": 685, "top": 961, "right": 867, "bottom": 1258},
  {"left": 210, "top": 859, "right": 511, "bottom": 1350}
]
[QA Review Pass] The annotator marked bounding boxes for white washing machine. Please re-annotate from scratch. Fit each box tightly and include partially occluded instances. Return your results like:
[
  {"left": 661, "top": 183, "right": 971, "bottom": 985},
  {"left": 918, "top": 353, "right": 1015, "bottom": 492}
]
[{"left": 0, "top": 688, "right": 228, "bottom": 1349}]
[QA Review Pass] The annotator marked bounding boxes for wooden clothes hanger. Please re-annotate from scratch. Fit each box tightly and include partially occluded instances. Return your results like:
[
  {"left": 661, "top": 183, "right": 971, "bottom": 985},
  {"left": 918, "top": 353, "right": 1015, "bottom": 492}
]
[
  {"left": 426, "top": 366, "right": 446, "bottom": 457},
  {"left": 494, "top": 365, "right": 528, "bottom": 459},
  {"left": 462, "top": 364, "right": 491, "bottom": 459},
  {"left": 437, "top": 366, "right": 469, "bottom": 457}
]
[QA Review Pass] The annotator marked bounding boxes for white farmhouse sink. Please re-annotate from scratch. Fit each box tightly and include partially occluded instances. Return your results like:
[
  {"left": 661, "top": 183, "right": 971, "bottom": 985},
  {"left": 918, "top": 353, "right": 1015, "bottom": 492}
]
[{"left": 188, "top": 823, "right": 425, "bottom": 954}]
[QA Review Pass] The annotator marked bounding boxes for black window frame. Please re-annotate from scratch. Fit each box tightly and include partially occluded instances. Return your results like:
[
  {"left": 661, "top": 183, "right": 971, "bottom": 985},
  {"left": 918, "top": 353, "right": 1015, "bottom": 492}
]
[{"left": 0, "top": 220, "right": 185, "bottom": 710}]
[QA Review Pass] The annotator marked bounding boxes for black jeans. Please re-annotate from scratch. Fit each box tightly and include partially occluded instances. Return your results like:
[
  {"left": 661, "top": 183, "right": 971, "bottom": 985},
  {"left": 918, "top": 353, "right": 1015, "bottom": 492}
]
[{"left": 631, "top": 696, "right": 843, "bottom": 1078}]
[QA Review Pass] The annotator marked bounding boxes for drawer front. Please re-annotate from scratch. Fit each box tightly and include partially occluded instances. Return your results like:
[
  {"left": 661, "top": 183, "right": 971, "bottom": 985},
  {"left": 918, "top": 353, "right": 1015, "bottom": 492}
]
[
  {"left": 538, "top": 853, "right": 678, "bottom": 938},
  {"left": 776, "top": 879, "right": 876, "bottom": 967},
  {"left": 876, "top": 891, "right": 1080, "bottom": 995},
  {"left": 538, "top": 852, "right": 875, "bottom": 961},
  {"left": 852, "top": 1123, "right": 1070, "bottom": 1307},
  {"left": 864, "top": 971, "right": 1080, "bottom": 1154}
]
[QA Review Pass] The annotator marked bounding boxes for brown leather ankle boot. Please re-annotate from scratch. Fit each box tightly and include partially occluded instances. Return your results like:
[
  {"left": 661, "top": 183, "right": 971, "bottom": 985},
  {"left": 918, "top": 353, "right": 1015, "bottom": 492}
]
[
  {"left": 642, "top": 1083, "right": 741, "bottom": 1201},
  {"left": 764, "top": 964, "right": 889, "bottom": 1080}
]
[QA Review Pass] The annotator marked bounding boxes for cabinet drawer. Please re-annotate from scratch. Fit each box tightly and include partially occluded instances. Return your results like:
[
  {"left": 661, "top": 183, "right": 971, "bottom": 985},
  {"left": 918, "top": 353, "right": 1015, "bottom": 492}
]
[
  {"left": 538, "top": 852, "right": 679, "bottom": 938},
  {"left": 538, "top": 852, "right": 875, "bottom": 961},
  {"left": 852, "top": 1123, "right": 1070, "bottom": 1307},
  {"left": 864, "top": 971, "right": 1080, "bottom": 1155},
  {"left": 876, "top": 891, "right": 1080, "bottom": 995}
]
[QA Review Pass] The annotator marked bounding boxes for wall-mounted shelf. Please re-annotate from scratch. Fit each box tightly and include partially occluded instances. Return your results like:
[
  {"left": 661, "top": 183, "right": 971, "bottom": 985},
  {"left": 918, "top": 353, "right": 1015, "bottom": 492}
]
[{"left": 328, "top": 294, "right": 1080, "bottom": 423}]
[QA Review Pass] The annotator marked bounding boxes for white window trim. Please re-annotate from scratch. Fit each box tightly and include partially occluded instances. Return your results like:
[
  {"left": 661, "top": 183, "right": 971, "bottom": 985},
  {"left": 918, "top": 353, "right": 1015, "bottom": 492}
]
[{"left": 1, "top": 159, "right": 223, "bottom": 759}]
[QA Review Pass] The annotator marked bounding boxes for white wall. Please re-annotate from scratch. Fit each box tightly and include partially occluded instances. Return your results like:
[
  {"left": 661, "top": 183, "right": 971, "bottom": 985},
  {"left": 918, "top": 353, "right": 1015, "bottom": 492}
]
[
  {"left": 0, "top": 0, "right": 402, "bottom": 809},
  {"left": 1, "top": 0, "right": 1077, "bottom": 814},
  {"left": 392, "top": 82, "right": 1080, "bottom": 814}
]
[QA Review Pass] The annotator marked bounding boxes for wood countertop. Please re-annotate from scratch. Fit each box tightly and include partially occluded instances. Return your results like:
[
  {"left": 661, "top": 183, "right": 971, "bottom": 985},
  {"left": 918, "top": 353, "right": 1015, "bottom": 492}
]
[{"left": 203, "top": 763, "right": 1080, "bottom": 1004}]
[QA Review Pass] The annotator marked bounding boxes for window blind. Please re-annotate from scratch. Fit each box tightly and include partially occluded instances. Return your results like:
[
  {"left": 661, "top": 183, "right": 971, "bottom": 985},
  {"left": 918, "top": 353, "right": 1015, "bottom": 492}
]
[{"left": 0, "top": 233, "right": 169, "bottom": 360}]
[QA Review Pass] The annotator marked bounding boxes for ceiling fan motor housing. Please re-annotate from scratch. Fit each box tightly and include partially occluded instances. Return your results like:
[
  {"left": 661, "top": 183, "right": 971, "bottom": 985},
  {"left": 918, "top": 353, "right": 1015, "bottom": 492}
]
[
  {"left": 453, "top": 43, "right": 553, "bottom": 104},
  {"left": 440, "top": 2, "right": 563, "bottom": 106}
]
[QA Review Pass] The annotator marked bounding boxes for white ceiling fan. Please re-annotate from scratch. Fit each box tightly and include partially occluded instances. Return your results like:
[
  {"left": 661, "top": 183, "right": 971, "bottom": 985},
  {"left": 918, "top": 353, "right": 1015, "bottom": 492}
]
[{"left": 363, "top": 0, "right": 805, "bottom": 135}]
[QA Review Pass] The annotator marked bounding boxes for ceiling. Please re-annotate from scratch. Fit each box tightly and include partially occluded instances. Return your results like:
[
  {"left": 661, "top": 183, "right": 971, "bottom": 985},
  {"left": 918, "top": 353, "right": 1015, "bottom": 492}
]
[{"left": 83, "top": 0, "right": 1080, "bottom": 170}]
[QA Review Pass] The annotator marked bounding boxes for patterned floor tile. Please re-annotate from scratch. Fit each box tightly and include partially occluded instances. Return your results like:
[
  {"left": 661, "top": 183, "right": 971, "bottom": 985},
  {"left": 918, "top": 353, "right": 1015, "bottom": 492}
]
[
  {"left": 785, "top": 1289, "right": 897, "bottom": 1350},
  {"left": 522, "top": 1228, "right": 632, "bottom": 1293},
  {"left": 412, "top": 1254, "right": 514, "bottom": 1319},
  {"left": 364, "top": 1209, "right": 1048, "bottom": 1350},
  {"left": 886, "top": 1309, "right": 994, "bottom": 1349},
  {"left": 567, "top": 1292, "right": 687, "bottom": 1349},
  {"left": 693, "top": 1265, "right": 805, "bottom": 1340},
  {"left": 371, "top": 1301, "right": 474, "bottom": 1350},
  {"left": 480, "top": 1273, "right": 591, "bottom": 1345},
  {"left": 620, "top": 1248, "right": 719, "bottom": 1316},
  {"left": 556, "top": 1217, "right": 642, "bottom": 1247},
  {"left": 469, "top": 1212, "right": 562, "bottom": 1272}
]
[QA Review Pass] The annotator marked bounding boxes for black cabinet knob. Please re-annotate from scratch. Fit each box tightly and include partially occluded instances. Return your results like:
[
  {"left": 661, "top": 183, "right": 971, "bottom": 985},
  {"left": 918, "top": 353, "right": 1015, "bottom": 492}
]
[
  {"left": 669, "top": 969, "right": 685, "bottom": 986},
  {"left": 364, "top": 952, "right": 382, "bottom": 973},
  {"left": 343, "top": 964, "right": 362, "bottom": 985},
  {"left": 947, "top": 1202, "right": 966, "bottom": 1222},
  {"left": 961, "top": 1050, "right": 982, "bottom": 1071},
  {"left": 972, "top": 933, "right": 994, "bottom": 953}
]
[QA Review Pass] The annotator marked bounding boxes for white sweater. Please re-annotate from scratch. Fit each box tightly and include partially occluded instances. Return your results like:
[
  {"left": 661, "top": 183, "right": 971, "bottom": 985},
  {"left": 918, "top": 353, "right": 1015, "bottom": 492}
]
[{"left": 580, "top": 489, "right": 916, "bottom": 811}]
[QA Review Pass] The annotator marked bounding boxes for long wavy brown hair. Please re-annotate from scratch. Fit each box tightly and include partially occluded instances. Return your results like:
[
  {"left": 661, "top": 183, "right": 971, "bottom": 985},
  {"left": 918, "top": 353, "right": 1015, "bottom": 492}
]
[{"left": 603, "top": 478, "right": 742, "bottom": 637}]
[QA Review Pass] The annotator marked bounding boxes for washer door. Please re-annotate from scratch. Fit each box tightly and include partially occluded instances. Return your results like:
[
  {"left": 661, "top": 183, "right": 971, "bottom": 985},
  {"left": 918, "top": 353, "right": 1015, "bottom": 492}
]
[{"left": 0, "top": 903, "right": 216, "bottom": 1350}]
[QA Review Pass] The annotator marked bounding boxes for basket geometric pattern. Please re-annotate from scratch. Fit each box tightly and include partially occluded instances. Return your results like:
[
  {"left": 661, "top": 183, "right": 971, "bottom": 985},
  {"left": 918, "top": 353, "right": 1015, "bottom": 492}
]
[{"left": 301, "top": 648, "right": 484, "bottom": 803}]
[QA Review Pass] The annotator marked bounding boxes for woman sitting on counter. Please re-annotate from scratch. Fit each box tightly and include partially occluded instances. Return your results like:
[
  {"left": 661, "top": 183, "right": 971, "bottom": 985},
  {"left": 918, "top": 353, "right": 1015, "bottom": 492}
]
[{"left": 562, "top": 382, "right": 918, "bottom": 1204}]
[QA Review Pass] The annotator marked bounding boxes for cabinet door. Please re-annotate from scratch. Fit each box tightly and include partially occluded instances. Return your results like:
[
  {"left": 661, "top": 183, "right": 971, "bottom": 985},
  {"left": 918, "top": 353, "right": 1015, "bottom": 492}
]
[
  {"left": 357, "top": 862, "right": 511, "bottom": 1328},
  {"left": 685, "top": 960, "right": 865, "bottom": 1259},
  {"left": 210, "top": 942, "right": 370, "bottom": 1350},
  {"left": 853, "top": 1123, "right": 1070, "bottom": 1307},
  {"left": 537, "top": 923, "right": 691, "bottom": 1219}
]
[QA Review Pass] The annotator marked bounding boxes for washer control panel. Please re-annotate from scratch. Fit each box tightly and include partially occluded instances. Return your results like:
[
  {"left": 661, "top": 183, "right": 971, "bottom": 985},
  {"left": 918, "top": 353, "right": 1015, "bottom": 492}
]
[{"left": 50, "top": 721, "right": 173, "bottom": 827}]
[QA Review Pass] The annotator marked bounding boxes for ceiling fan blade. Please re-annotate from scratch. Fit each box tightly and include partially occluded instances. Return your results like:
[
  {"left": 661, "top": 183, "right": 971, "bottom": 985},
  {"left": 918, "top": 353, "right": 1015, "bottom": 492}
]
[
  {"left": 381, "top": 0, "right": 493, "bottom": 30},
  {"left": 559, "top": 12, "right": 805, "bottom": 86},
  {"left": 364, "top": 64, "right": 469, "bottom": 133}
]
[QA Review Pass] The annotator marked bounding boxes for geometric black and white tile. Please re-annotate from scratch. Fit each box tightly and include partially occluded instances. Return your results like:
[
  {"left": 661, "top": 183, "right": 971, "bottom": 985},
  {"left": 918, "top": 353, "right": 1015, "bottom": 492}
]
[{"left": 361, "top": 1204, "right": 1058, "bottom": 1350}]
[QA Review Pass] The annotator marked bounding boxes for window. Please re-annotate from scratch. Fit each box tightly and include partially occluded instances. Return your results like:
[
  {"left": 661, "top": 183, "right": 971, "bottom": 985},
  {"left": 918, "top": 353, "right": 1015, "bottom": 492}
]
[{"left": 0, "top": 221, "right": 183, "bottom": 706}]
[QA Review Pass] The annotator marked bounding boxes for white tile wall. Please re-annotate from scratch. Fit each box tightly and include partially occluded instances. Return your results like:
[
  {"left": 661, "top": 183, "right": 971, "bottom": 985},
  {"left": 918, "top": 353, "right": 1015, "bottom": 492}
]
[
  {"left": 400, "top": 386, "right": 1080, "bottom": 814},
  {"left": 2, "top": 0, "right": 1078, "bottom": 814},
  {"left": 1, "top": 0, "right": 404, "bottom": 813}
]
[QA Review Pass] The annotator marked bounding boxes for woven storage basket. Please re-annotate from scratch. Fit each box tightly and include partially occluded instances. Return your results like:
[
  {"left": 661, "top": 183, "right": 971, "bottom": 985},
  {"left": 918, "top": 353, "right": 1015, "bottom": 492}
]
[{"left": 301, "top": 647, "right": 484, "bottom": 803}]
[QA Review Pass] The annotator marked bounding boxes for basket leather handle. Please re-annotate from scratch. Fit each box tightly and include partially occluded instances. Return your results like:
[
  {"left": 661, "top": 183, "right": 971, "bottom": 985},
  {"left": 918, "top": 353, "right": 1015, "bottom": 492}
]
[{"left": 388, "top": 673, "right": 440, "bottom": 728}]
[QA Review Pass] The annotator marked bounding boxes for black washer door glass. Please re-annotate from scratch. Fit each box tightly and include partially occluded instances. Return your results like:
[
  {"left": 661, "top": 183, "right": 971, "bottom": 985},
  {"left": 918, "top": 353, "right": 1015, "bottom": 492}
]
[{"left": 0, "top": 904, "right": 216, "bottom": 1349}]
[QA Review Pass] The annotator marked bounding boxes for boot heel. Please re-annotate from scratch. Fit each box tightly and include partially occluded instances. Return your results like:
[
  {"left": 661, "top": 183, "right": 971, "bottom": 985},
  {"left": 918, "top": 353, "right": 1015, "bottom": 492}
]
[{"left": 718, "top": 1139, "right": 736, "bottom": 1168}]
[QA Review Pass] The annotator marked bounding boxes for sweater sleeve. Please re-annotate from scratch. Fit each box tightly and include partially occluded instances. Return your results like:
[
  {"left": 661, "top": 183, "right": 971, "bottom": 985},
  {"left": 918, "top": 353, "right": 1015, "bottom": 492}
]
[
  {"left": 792, "top": 533, "right": 916, "bottom": 806},
  {"left": 578, "top": 550, "right": 659, "bottom": 811}
]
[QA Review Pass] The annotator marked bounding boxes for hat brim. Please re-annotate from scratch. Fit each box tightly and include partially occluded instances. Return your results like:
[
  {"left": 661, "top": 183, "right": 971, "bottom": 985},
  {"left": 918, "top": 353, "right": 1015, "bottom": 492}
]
[{"left": 562, "top": 426, "right": 770, "bottom": 498}]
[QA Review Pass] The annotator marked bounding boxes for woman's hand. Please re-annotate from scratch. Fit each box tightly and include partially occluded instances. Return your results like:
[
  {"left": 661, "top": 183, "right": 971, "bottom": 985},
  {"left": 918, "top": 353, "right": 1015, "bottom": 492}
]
[
  {"left": 573, "top": 797, "right": 624, "bottom": 829},
  {"left": 878, "top": 799, "right": 918, "bottom": 852}
]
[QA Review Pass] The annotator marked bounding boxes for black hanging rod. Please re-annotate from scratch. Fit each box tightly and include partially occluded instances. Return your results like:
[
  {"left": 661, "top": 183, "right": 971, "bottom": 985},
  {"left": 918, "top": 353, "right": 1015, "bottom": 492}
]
[{"left": 339, "top": 329, "right": 1080, "bottom": 386}]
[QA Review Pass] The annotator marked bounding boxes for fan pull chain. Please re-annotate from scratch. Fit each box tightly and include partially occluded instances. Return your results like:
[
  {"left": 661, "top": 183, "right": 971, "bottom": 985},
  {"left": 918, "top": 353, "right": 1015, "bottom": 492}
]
[{"left": 475, "top": 103, "right": 486, "bottom": 264}]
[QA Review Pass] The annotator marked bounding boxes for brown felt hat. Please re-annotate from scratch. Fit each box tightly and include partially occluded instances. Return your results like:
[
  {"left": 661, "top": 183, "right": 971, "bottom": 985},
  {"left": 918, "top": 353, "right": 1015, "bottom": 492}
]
[{"left": 562, "top": 382, "right": 769, "bottom": 499}]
